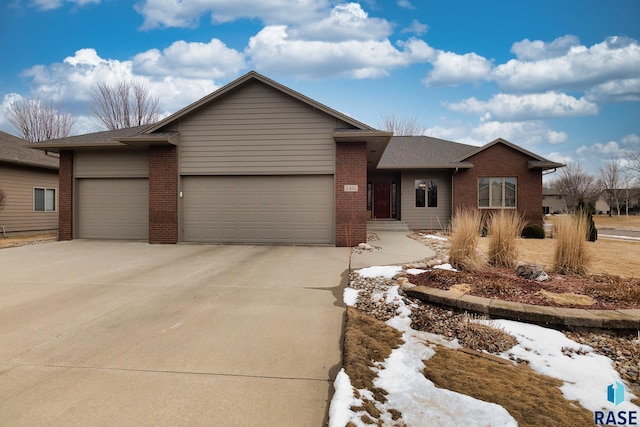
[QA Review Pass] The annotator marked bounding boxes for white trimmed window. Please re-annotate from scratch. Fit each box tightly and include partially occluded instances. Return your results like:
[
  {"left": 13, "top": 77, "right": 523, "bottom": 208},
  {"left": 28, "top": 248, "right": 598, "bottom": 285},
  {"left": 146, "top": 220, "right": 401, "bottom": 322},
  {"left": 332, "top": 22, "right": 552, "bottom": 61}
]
[
  {"left": 478, "top": 177, "right": 516, "bottom": 208},
  {"left": 34, "top": 188, "right": 56, "bottom": 212}
]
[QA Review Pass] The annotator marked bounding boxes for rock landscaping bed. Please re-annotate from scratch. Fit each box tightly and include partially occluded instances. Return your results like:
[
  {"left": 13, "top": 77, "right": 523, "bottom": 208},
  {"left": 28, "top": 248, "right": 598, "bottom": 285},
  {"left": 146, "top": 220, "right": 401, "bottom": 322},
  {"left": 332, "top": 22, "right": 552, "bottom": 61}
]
[{"left": 351, "top": 231, "right": 640, "bottom": 389}]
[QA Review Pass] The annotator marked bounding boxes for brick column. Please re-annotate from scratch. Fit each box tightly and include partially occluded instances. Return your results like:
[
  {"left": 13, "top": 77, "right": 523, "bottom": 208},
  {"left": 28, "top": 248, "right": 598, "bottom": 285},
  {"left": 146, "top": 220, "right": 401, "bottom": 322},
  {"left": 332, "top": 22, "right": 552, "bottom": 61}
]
[
  {"left": 58, "top": 150, "right": 74, "bottom": 241},
  {"left": 335, "top": 142, "right": 367, "bottom": 247},
  {"left": 149, "top": 145, "right": 178, "bottom": 244}
]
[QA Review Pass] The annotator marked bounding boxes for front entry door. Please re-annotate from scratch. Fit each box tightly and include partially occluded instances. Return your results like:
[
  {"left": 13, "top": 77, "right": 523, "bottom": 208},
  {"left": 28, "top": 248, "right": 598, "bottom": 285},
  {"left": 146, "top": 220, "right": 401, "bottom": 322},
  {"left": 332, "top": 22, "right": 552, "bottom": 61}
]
[{"left": 373, "top": 181, "right": 391, "bottom": 219}]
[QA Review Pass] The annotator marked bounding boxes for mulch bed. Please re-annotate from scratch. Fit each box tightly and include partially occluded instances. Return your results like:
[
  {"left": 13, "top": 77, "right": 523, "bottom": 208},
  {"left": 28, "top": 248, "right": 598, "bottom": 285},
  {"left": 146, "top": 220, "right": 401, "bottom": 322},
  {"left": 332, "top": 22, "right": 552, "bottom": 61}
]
[{"left": 410, "top": 268, "right": 640, "bottom": 310}]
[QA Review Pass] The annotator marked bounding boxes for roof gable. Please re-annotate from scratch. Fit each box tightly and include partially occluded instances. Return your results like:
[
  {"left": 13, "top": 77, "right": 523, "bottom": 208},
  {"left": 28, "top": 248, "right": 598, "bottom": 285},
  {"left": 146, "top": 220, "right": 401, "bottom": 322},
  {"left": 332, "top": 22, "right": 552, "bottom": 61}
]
[
  {"left": 0, "top": 131, "right": 59, "bottom": 169},
  {"left": 455, "top": 138, "right": 544, "bottom": 162},
  {"left": 143, "top": 71, "right": 374, "bottom": 134},
  {"left": 454, "top": 138, "right": 565, "bottom": 170}
]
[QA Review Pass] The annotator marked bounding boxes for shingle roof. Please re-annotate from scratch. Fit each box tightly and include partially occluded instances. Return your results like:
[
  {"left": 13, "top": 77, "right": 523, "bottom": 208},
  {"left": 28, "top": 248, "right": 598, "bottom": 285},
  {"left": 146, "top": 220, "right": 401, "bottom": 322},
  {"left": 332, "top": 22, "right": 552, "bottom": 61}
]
[
  {"left": 0, "top": 131, "right": 59, "bottom": 169},
  {"left": 37, "top": 125, "right": 148, "bottom": 145},
  {"left": 377, "top": 136, "right": 478, "bottom": 169}
]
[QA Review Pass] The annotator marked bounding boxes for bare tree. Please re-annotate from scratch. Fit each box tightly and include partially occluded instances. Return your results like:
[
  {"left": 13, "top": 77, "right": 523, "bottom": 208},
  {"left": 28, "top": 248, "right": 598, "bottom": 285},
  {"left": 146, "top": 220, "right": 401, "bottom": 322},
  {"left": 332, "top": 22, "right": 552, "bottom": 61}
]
[
  {"left": 90, "top": 81, "right": 161, "bottom": 130},
  {"left": 0, "top": 188, "right": 6, "bottom": 211},
  {"left": 7, "top": 98, "right": 76, "bottom": 142},
  {"left": 598, "top": 159, "right": 626, "bottom": 218},
  {"left": 630, "top": 151, "right": 640, "bottom": 178},
  {"left": 379, "top": 113, "right": 423, "bottom": 136},
  {"left": 549, "top": 162, "right": 599, "bottom": 211}
]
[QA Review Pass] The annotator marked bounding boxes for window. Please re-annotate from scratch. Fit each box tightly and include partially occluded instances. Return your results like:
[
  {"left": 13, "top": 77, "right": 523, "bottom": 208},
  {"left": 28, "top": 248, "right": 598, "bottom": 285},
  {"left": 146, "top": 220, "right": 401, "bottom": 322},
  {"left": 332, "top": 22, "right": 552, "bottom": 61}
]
[
  {"left": 415, "top": 179, "right": 438, "bottom": 208},
  {"left": 478, "top": 177, "right": 516, "bottom": 208},
  {"left": 34, "top": 188, "right": 56, "bottom": 212}
]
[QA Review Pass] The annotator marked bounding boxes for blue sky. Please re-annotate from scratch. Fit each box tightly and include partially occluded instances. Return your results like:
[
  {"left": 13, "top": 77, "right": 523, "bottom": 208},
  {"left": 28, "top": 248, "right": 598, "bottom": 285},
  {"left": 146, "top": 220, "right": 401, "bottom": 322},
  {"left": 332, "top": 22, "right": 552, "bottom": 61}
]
[{"left": 1, "top": 0, "right": 639, "bottom": 176}]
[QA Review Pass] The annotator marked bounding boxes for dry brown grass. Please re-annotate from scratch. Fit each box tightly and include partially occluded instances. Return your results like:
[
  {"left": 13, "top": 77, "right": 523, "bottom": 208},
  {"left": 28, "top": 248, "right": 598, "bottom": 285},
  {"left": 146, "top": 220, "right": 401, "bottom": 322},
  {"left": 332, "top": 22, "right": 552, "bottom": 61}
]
[
  {"left": 448, "top": 209, "right": 484, "bottom": 272},
  {"left": 553, "top": 214, "right": 591, "bottom": 275},
  {"left": 0, "top": 233, "right": 57, "bottom": 247},
  {"left": 423, "top": 346, "right": 594, "bottom": 427},
  {"left": 486, "top": 210, "right": 525, "bottom": 269},
  {"left": 343, "top": 307, "right": 404, "bottom": 419},
  {"left": 478, "top": 237, "right": 639, "bottom": 278}
]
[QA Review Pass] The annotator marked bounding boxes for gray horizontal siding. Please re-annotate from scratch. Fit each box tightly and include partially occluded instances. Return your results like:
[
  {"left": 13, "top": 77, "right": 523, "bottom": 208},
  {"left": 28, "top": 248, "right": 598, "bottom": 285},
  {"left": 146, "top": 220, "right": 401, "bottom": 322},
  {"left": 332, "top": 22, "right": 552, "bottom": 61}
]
[
  {"left": 401, "top": 171, "right": 452, "bottom": 230},
  {"left": 74, "top": 150, "right": 149, "bottom": 178},
  {"left": 0, "top": 164, "right": 58, "bottom": 233},
  {"left": 178, "top": 81, "right": 340, "bottom": 175}
]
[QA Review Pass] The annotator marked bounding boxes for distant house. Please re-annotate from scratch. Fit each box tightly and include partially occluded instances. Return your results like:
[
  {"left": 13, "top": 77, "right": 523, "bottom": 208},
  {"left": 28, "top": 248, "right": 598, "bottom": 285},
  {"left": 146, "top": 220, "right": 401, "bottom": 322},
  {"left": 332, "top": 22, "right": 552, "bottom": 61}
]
[
  {"left": 32, "top": 71, "right": 563, "bottom": 246},
  {"left": 596, "top": 188, "right": 640, "bottom": 215},
  {"left": 542, "top": 188, "right": 568, "bottom": 214},
  {"left": 0, "top": 131, "right": 59, "bottom": 236}
]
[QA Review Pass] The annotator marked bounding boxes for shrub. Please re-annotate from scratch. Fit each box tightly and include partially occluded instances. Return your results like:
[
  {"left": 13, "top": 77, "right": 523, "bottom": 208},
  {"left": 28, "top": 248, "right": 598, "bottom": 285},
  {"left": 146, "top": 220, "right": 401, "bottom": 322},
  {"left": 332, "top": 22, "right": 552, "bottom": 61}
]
[
  {"left": 521, "top": 224, "right": 545, "bottom": 239},
  {"left": 553, "top": 213, "right": 591, "bottom": 275},
  {"left": 487, "top": 210, "right": 525, "bottom": 268},
  {"left": 448, "top": 209, "right": 484, "bottom": 272}
]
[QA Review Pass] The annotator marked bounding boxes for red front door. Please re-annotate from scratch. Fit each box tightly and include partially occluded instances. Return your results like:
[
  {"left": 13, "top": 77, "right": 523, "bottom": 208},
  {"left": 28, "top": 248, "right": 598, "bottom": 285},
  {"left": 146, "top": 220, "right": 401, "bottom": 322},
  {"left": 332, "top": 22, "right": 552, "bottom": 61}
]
[{"left": 373, "top": 181, "right": 391, "bottom": 219}]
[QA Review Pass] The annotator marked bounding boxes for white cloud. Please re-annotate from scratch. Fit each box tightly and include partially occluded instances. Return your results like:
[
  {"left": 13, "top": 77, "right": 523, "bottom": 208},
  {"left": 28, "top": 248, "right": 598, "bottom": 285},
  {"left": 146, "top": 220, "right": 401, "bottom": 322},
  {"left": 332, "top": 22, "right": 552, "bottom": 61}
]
[
  {"left": 427, "top": 120, "right": 567, "bottom": 148},
  {"left": 246, "top": 26, "right": 434, "bottom": 79},
  {"left": 621, "top": 133, "right": 640, "bottom": 146},
  {"left": 133, "top": 38, "right": 245, "bottom": 79},
  {"left": 576, "top": 140, "right": 629, "bottom": 159},
  {"left": 134, "top": 0, "right": 327, "bottom": 29},
  {"left": 402, "top": 19, "right": 428, "bottom": 36},
  {"left": 19, "top": 48, "right": 221, "bottom": 123},
  {"left": 493, "top": 36, "right": 640, "bottom": 92},
  {"left": 290, "top": 3, "right": 392, "bottom": 42},
  {"left": 444, "top": 92, "right": 598, "bottom": 121},
  {"left": 423, "top": 51, "right": 493, "bottom": 86},
  {"left": 585, "top": 78, "right": 640, "bottom": 103},
  {"left": 0, "top": 93, "right": 24, "bottom": 133},
  {"left": 397, "top": 0, "right": 415, "bottom": 10},
  {"left": 546, "top": 152, "right": 573, "bottom": 165},
  {"left": 28, "top": 0, "right": 100, "bottom": 10},
  {"left": 510, "top": 35, "right": 580, "bottom": 61}
]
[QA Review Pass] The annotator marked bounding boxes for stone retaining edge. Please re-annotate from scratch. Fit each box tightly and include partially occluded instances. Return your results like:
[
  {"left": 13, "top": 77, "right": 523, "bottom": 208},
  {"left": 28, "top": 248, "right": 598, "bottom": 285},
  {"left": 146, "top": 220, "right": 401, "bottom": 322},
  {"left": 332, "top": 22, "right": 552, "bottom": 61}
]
[{"left": 405, "top": 286, "right": 640, "bottom": 331}]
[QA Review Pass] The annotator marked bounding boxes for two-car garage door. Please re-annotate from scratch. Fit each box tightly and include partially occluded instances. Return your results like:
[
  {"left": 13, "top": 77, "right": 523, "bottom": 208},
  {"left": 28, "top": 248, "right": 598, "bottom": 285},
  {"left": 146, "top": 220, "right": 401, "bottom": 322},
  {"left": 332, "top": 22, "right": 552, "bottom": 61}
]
[{"left": 182, "top": 176, "right": 334, "bottom": 244}]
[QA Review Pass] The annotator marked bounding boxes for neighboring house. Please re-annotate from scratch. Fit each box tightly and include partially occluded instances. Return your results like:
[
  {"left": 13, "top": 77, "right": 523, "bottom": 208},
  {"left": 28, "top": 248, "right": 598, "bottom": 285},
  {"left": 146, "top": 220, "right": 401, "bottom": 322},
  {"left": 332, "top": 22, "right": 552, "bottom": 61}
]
[
  {"left": 542, "top": 188, "right": 568, "bottom": 214},
  {"left": 0, "top": 131, "right": 59, "bottom": 235},
  {"left": 33, "top": 71, "right": 563, "bottom": 246},
  {"left": 595, "top": 188, "right": 640, "bottom": 215}
]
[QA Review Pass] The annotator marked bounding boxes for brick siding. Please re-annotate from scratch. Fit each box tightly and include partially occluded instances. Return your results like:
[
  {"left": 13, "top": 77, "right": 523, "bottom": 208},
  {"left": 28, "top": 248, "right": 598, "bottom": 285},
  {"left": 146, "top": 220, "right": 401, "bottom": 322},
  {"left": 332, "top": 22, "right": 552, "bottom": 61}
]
[
  {"left": 335, "top": 142, "right": 367, "bottom": 247},
  {"left": 149, "top": 145, "right": 178, "bottom": 244},
  {"left": 453, "top": 143, "right": 543, "bottom": 227},
  {"left": 58, "top": 150, "right": 74, "bottom": 240}
]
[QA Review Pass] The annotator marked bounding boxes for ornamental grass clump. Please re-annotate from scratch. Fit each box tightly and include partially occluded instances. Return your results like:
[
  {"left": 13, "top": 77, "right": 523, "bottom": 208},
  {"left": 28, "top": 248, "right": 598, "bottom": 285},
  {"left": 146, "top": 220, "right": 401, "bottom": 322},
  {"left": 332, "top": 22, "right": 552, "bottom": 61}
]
[
  {"left": 487, "top": 210, "right": 525, "bottom": 269},
  {"left": 448, "top": 209, "right": 484, "bottom": 272},
  {"left": 553, "top": 213, "right": 591, "bottom": 275}
]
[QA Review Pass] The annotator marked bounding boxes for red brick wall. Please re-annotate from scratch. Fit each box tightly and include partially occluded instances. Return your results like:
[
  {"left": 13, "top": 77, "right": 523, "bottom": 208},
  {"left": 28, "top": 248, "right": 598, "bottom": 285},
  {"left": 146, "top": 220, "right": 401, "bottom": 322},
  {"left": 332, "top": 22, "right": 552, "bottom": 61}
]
[
  {"left": 453, "top": 143, "right": 543, "bottom": 227},
  {"left": 149, "top": 145, "right": 178, "bottom": 244},
  {"left": 58, "top": 150, "right": 74, "bottom": 240},
  {"left": 335, "top": 142, "right": 367, "bottom": 247}
]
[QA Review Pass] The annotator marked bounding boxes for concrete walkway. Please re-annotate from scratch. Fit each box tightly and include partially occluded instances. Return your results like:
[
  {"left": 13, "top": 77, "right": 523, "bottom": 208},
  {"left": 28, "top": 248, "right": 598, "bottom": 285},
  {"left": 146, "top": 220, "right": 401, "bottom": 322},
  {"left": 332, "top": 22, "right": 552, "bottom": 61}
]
[{"left": 351, "top": 231, "right": 435, "bottom": 269}]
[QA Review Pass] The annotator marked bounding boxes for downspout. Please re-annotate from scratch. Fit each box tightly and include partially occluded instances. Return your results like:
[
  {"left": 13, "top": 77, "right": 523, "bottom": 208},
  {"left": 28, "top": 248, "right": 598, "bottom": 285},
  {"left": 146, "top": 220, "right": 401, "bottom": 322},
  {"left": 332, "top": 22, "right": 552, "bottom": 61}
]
[{"left": 452, "top": 167, "right": 459, "bottom": 221}]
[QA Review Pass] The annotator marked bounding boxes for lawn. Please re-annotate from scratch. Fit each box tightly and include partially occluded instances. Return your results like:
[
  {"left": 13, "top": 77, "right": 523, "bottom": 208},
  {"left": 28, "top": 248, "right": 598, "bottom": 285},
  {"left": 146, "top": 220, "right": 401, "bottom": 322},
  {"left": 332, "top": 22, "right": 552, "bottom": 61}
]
[{"left": 477, "top": 236, "right": 639, "bottom": 278}]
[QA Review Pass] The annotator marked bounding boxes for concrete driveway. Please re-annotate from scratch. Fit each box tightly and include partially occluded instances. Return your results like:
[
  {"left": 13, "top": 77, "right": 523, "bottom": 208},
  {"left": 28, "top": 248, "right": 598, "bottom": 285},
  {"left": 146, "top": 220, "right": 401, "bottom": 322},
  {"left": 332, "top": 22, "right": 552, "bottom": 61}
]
[{"left": 0, "top": 241, "right": 349, "bottom": 426}]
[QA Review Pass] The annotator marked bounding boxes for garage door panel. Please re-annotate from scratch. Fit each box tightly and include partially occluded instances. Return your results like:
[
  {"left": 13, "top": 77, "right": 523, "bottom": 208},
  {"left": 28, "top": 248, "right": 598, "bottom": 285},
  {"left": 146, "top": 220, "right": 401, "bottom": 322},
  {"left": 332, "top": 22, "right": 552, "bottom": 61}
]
[
  {"left": 77, "top": 178, "right": 149, "bottom": 240},
  {"left": 183, "top": 176, "right": 333, "bottom": 244}
]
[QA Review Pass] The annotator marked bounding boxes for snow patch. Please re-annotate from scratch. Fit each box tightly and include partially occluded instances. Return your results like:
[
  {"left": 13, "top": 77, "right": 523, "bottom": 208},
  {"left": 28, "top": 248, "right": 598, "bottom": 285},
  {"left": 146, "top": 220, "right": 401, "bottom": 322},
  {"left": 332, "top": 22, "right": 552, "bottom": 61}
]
[
  {"left": 356, "top": 265, "right": 402, "bottom": 278},
  {"left": 484, "top": 319, "right": 639, "bottom": 412},
  {"left": 343, "top": 287, "right": 360, "bottom": 306}
]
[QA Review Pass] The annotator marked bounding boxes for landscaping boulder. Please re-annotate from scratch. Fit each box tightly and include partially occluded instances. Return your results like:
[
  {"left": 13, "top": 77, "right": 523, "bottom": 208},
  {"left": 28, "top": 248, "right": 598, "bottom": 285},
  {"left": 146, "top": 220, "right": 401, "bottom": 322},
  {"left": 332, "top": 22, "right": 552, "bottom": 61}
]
[{"left": 516, "top": 263, "right": 549, "bottom": 282}]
